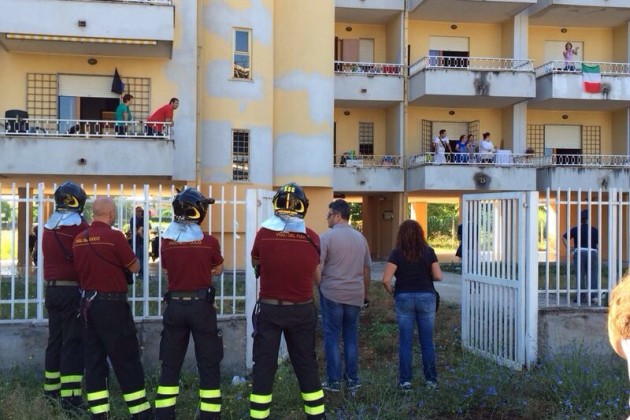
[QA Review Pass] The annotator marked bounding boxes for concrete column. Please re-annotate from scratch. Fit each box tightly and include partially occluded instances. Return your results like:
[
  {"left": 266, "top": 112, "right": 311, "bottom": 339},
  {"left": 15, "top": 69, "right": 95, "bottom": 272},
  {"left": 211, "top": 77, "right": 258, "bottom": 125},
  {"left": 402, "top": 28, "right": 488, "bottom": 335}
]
[{"left": 411, "top": 202, "right": 428, "bottom": 230}]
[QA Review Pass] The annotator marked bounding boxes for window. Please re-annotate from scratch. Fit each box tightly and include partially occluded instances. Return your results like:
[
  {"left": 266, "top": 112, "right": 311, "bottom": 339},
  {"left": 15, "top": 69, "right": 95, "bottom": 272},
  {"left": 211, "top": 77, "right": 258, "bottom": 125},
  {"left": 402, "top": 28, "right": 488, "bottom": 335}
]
[
  {"left": 358, "top": 122, "right": 374, "bottom": 156},
  {"left": 233, "top": 29, "right": 251, "bottom": 79},
  {"left": 232, "top": 130, "right": 250, "bottom": 181}
]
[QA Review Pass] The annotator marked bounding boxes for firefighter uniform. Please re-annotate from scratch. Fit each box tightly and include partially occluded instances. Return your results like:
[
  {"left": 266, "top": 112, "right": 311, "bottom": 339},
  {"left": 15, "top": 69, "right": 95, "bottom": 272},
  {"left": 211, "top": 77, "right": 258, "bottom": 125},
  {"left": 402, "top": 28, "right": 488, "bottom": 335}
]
[
  {"left": 43, "top": 220, "right": 88, "bottom": 406},
  {"left": 73, "top": 218, "right": 151, "bottom": 419},
  {"left": 154, "top": 233, "right": 224, "bottom": 419},
  {"left": 250, "top": 225, "right": 325, "bottom": 419}
]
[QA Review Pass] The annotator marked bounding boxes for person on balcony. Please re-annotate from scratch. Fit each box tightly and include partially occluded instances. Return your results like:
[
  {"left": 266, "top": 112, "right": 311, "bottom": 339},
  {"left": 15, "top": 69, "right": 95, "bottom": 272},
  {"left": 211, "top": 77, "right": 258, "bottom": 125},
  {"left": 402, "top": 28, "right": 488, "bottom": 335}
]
[
  {"left": 454, "top": 135, "right": 470, "bottom": 163},
  {"left": 432, "top": 129, "right": 452, "bottom": 164},
  {"left": 563, "top": 42, "right": 579, "bottom": 71},
  {"left": 146, "top": 97, "right": 179, "bottom": 136},
  {"left": 478, "top": 132, "right": 495, "bottom": 163},
  {"left": 115, "top": 94, "right": 133, "bottom": 136}
]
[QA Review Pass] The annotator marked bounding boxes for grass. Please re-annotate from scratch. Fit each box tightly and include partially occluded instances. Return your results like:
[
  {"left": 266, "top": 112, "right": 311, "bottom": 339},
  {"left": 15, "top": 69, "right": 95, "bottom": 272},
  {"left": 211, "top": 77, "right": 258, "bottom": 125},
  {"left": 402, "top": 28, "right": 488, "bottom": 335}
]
[{"left": 0, "top": 286, "right": 628, "bottom": 419}]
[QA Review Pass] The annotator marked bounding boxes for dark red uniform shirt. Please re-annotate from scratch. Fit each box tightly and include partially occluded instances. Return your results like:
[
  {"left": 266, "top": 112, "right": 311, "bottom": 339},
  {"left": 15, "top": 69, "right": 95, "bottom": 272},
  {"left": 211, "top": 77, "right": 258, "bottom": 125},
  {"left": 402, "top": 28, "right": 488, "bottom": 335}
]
[
  {"left": 251, "top": 227, "right": 320, "bottom": 302},
  {"left": 161, "top": 234, "right": 224, "bottom": 291},
  {"left": 42, "top": 222, "right": 88, "bottom": 281},
  {"left": 72, "top": 221, "right": 138, "bottom": 292}
]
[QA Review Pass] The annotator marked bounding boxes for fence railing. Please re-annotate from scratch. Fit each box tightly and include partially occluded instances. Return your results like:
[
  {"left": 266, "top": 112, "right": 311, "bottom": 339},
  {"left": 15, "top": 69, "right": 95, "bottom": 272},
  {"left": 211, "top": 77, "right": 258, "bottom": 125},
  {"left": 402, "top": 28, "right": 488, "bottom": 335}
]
[
  {"left": 100, "top": 0, "right": 172, "bottom": 4},
  {"left": 0, "top": 183, "right": 245, "bottom": 323},
  {"left": 405, "top": 153, "right": 630, "bottom": 168},
  {"left": 410, "top": 56, "right": 534, "bottom": 77},
  {"left": 0, "top": 118, "right": 172, "bottom": 140},
  {"left": 534, "top": 60, "right": 630, "bottom": 77},
  {"left": 334, "top": 61, "right": 403, "bottom": 75},
  {"left": 334, "top": 154, "right": 403, "bottom": 168}
]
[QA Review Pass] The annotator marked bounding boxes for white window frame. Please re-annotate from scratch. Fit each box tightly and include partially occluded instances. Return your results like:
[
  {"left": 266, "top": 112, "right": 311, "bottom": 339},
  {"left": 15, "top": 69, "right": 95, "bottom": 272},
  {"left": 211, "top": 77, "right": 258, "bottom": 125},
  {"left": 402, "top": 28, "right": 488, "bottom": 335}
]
[{"left": 233, "top": 28, "right": 252, "bottom": 80}]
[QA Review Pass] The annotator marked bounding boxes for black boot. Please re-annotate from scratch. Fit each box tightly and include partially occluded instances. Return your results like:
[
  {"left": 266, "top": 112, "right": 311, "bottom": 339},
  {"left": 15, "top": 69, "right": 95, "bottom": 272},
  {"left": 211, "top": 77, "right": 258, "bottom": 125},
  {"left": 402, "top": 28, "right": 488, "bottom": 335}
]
[
  {"left": 61, "top": 396, "right": 87, "bottom": 414},
  {"left": 131, "top": 408, "right": 154, "bottom": 420}
]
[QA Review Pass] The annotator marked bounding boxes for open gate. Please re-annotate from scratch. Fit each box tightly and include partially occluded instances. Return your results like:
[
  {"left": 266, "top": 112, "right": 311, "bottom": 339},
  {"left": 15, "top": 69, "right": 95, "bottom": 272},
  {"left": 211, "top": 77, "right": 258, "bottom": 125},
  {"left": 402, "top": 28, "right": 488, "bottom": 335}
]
[{"left": 461, "top": 191, "right": 538, "bottom": 370}]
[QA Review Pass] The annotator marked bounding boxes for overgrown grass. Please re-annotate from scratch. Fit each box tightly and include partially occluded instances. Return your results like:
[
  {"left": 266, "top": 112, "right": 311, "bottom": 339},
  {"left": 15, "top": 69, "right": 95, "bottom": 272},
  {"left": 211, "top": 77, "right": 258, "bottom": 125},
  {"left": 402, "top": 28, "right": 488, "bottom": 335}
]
[{"left": 0, "top": 286, "right": 628, "bottom": 419}]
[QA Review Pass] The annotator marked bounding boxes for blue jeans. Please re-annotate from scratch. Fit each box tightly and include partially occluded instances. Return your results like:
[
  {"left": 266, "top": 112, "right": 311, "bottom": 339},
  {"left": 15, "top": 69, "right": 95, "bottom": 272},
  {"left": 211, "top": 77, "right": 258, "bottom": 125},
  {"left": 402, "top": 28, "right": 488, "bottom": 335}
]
[
  {"left": 319, "top": 291, "right": 361, "bottom": 383},
  {"left": 394, "top": 292, "right": 437, "bottom": 384}
]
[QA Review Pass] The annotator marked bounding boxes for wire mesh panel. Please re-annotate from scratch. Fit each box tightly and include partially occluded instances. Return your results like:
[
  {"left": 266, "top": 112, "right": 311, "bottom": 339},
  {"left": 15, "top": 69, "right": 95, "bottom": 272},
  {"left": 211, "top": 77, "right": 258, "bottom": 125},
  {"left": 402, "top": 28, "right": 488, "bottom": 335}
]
[{"left": 461, "top": 191, "right": 538, "bottom": 370}]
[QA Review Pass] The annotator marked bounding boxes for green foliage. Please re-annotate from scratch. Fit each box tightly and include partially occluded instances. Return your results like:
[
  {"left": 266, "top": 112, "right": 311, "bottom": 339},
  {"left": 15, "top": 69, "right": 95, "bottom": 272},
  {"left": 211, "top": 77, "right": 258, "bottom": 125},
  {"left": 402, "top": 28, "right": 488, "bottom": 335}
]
[
  {"left": 427, "top": 203, "right": 458, "bottom": 238},
  {"left": 1, "top": 201, "right": 13, "bottom": 224}
]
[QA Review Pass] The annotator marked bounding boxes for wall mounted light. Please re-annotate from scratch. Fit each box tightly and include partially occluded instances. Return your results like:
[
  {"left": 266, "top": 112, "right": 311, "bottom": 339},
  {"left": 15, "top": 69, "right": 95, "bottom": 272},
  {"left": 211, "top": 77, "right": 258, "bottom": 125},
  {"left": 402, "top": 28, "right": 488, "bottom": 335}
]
[
  {"left": 451, "top": 24, "right": 458, "bottom": 30},
  {"left": 345, "top": 26, "right": 352, "bottom": 32},
  {"left": 87, "top": 58, "right": 98, "bottom": 65},
  {"left": 562, "top": 114, "right": 569, "bottom": 120},
  {"left": 77, "top": 158, "right": 87, "bottom": 166},
  {"left": 343, "top": 110, "right": 351, "bottom": 116},
  {"left": 561, "top": 28, "right": 567, "bottom": 33},
  {"left": 78, "top": 20, "right": 87, "bottom": 28},
  {"left": 449, "top": 110, "right": 455, "bottom": 115},
  {"left": 383, "top": 210, "right": 394, "bottom": 221}
]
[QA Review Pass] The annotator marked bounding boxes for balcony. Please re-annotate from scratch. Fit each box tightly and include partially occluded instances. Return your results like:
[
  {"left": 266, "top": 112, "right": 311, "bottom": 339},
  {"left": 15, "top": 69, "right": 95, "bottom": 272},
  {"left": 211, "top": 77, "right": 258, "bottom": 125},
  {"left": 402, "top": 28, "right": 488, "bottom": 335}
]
[
  {"left": 405, "top": 152, "right": 537, "bottom": 192},
  {"left": 335, "top": 61, "right": 404, "bottom": 107},
  {"left": 529, "top": 1, "right": 630, "bottom": 28},
  {"left": 536, "top": 154, "right": 630, "bottom": 190},
  {"left": 408, "top": 0, "right": 535, "bottom": 24},
  {"left": 333, "top": 155, "right": 404, "bottom": 192},
  {"left": 408, "top": 56, "right": 536, "bottom": 108},
  {"left": 0, "top": 0, "right": 174, "bottom": 58},
  {"left": 531, "top": 61, "right": 630, "bottom": 111},
  {"left": 0, "top": 118, "right": 174, "bottom": 177},
  {"left": 335, "top": 0, "right": 404, "bottom": 24}
]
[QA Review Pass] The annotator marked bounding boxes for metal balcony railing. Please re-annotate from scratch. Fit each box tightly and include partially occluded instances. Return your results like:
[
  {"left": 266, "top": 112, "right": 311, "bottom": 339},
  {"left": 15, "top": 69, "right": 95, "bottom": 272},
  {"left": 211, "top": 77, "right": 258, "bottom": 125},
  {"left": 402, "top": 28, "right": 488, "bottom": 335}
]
[
  {"left": 0, "top": 118, "right": 172, "bottom": 140},
  {"left": 95, "top": 0, "right": 172, "bottom": 4},
  {"left": 405, "top": 153, "right": 630, "bottom": 168},
  {"left": 409, "top": 56, "right": 534, "bottom": 77},
  {"left": 334, "top": 61, "right": 404, "bottom": 76},
  {"left": 534, "top": 60, "right": 630, "bottom": 77},
  {"left": 334, "top": 154, "right": 403, "bottom": 168}
]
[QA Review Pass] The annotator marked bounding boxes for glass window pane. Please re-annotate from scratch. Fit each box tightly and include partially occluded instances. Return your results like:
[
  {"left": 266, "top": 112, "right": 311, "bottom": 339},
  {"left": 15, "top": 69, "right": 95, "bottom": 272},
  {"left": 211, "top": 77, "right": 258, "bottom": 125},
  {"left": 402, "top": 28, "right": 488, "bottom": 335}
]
[{"left": 235, "top": 31, "right": 249, "bottom": 53}]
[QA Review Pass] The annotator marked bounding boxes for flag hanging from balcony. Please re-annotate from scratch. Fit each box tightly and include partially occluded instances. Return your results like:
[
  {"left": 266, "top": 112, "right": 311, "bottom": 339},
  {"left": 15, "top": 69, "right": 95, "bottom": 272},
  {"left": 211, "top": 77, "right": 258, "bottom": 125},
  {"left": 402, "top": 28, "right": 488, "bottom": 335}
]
[
  {"left": 111, "top": 68, "right": 125, "bottom": 95},
  {"left": 582, "top": 63, "right": 601, "bottom": 93}
]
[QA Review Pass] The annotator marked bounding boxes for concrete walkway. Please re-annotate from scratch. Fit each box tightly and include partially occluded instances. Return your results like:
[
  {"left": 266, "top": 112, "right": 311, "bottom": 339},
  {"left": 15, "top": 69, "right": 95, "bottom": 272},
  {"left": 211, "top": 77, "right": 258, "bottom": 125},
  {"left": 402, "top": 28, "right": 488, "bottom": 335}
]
[{"left": 370, "top": 261, "right": 461, "bottom": 304}]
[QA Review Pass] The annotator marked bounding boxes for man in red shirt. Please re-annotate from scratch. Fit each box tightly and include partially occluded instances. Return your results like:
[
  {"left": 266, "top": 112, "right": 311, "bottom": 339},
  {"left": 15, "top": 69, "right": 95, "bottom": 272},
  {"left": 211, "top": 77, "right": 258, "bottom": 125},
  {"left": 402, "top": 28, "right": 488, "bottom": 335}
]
[
  {"left": 72, "top": 196, "right": 150, "bottom": 419},
  {"left": 249, "top": 182, "right": 325, "bottom": 419},
  {"left": 146, "top": 97, "right": 179, "bottom": 136},
  {"left": 154, "top": 187, "right": 224, "bottom": 420},
  {"left": 42, "top": 181, "right": 89, "bottom": 412}
]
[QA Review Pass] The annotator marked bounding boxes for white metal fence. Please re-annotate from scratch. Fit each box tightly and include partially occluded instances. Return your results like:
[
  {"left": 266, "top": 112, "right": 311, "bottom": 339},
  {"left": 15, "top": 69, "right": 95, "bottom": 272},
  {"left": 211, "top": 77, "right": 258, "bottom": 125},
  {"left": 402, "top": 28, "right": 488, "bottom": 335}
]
[
  {"left": 410, "top": 56, "right": 534, "bottom": 77},
  {"left": 0, "top": 183, "right": 246, "bottom": 323},
  {"left": 534, "top": 60, "right": 630, "bottom": 77},
  {"left": 461, "top": 192, "right": 538, "bottom": 370}
]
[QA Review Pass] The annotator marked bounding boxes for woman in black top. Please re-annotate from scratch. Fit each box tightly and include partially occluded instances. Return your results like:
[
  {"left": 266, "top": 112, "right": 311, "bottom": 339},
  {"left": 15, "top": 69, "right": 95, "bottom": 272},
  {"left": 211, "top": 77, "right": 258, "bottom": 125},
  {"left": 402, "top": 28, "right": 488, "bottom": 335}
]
[{"left": 382, "top": 220, "right": 442, "bottom": 391}]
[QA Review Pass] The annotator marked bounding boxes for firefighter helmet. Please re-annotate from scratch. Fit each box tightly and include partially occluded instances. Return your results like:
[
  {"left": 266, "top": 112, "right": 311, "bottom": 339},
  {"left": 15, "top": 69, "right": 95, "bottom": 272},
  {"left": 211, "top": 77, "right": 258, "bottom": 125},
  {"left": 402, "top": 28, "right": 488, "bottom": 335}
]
[
  {"left": 54, "top": 181, "right": 87, "bottom": 213},
  {"left": 172, "top": 187, "right": 215, "bottom": 224},
  {"left": 272, "top": 182, "right": 309, "bottom": 219}
]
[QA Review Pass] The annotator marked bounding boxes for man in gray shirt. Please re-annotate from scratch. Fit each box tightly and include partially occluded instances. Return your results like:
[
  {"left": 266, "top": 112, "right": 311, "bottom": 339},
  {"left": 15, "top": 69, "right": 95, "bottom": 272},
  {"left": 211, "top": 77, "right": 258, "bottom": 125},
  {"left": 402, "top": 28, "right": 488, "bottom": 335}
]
[{"left": 319, "top": 199, "right": 371, "bottom": 392}]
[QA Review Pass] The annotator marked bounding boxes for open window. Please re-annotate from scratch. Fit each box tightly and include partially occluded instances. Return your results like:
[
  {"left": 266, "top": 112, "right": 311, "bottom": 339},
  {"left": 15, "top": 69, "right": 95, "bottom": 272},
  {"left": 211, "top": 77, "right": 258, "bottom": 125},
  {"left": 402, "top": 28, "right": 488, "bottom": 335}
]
[{"left": 429, "top": 36, "right": 470, "bottom": 67}]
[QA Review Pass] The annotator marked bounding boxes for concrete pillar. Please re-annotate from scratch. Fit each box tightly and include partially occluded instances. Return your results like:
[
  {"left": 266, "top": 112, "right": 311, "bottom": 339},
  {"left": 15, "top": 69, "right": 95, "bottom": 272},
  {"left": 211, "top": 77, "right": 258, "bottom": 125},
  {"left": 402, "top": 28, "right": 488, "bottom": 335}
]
[{"left": 411, "top": 202, "right": 428, "bottom": 230}]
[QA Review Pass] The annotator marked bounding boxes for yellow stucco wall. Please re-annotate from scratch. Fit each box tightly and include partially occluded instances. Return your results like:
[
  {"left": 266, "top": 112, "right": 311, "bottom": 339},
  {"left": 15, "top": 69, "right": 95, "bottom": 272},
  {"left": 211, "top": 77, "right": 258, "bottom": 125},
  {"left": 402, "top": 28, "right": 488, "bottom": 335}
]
[
  {"left": 334, "top": 108, "right": 387, "bottom": 156},
  {"left": 408, "top": 21, "right": 504, "bottom": 64},
  {"left": 527, "top": 110, "right": 612, "bottom": 154},
  {"left": 335, "top": 23, "right": 388, "bottom": 63},
  {"left": 613, "top": 24, "right": 629, "bottom": 63},
  {"left": 528, "top": 26, "right": 613, "bottom": 64},
  {"left": 405, "top": 107, "right": 502, "bottom": 155}
]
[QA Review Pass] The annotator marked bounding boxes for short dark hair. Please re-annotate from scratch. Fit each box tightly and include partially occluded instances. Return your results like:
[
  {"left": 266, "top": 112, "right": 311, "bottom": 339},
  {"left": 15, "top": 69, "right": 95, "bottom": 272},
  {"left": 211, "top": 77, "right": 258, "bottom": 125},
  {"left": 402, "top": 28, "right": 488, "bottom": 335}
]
[
  {"left": 439, "top": 129, "right": 446, "bottom": 135},
  {"left": 329, "top": 199, "right": 351, "bottom": 220},
  {"left": 122, "top": 94, "right": 133, "bottom": 103},
  {"left": 170, "top": 97, "right": 179, "bottom": 104}
]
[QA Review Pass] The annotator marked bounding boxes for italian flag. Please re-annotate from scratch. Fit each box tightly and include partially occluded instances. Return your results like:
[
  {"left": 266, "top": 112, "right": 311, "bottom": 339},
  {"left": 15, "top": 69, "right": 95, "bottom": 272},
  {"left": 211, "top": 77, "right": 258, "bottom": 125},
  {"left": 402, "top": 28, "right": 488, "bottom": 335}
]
[{"left": 582, "top": 63, "right": 601, "bottom": 93}]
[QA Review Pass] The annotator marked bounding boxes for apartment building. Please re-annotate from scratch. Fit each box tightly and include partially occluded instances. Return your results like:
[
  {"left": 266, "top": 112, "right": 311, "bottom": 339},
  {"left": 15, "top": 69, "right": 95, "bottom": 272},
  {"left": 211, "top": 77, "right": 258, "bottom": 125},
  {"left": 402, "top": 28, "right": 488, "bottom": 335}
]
[{"left": 2, "top": 0, "right": 630, "bottom": 259}]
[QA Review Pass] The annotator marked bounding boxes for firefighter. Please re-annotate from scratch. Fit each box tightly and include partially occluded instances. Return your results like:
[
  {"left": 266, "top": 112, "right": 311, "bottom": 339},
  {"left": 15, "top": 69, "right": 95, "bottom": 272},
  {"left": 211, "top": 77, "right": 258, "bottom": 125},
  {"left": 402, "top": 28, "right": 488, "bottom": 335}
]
[
  {"left": 42, "top": 181, "right": 89, "bottom": 411},
  {"left": 72, "top": 196, "right": 150, "bottom": 419},
  {"left": 249, "top": 182, "right": 326, "bottom": 419},
  {"left": 154, "top": 187, "right": 224, "bottom": 419}
]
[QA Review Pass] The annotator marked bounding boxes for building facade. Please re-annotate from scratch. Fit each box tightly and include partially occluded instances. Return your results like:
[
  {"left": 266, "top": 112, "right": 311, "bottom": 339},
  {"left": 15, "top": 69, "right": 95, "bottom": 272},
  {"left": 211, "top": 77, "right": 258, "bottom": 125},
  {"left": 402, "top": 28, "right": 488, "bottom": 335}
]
[{"left": 2, "top": 0, "right": 630, "bottom": 260}]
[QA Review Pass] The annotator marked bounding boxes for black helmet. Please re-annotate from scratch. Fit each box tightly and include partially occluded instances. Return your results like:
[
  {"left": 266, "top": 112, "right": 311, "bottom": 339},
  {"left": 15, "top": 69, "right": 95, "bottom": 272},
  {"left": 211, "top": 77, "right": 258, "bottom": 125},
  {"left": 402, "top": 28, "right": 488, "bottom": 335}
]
[
  {"left": 172, "top": 187, "right": 215, "bottom": 224},
  {"left": 54, "top": 181, "right": 87, "bottom": 213},
  {"left": 272, "top": 182, "right": 309, "bottom": 219}
]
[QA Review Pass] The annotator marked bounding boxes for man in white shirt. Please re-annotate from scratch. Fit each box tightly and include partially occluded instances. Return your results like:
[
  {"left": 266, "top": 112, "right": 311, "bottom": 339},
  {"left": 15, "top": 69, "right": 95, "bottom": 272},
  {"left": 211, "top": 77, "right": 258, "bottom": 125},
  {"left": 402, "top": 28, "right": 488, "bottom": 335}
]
[{"left": 433, "top": 129, "right": 452, "bottom": 164}]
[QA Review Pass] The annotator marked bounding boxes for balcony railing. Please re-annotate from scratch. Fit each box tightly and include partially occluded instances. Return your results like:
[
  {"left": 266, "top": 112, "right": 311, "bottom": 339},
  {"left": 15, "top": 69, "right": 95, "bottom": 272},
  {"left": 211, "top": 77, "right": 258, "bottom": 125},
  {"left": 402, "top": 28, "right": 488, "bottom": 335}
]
[
  {"left": 1, "top": 118, "right": 172, "bottom": 140},
  {"left": 96, "top": 0, "right": 172, "bottom": 3},
  {"left": 335, "top": 154, "right": 403, "bottom": 167},
  {"left": 334, "top": 61, "right": 404, "bottom": 76},
  {"left": 406, "top": 153, "right": 630, "bottom": 168},
  {"left": 535, "top": 60, "right": 630, "bottom": 77},
  {"left": 409, "top": 56, "right": 534, "bottom": 77}
]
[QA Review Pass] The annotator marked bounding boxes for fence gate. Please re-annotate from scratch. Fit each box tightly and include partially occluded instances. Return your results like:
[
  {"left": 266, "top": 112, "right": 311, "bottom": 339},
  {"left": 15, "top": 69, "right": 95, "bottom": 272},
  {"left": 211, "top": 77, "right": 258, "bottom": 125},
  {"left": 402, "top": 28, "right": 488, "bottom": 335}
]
[{"left": 461, "top": 191, "right": 538, "bottom": 370}]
